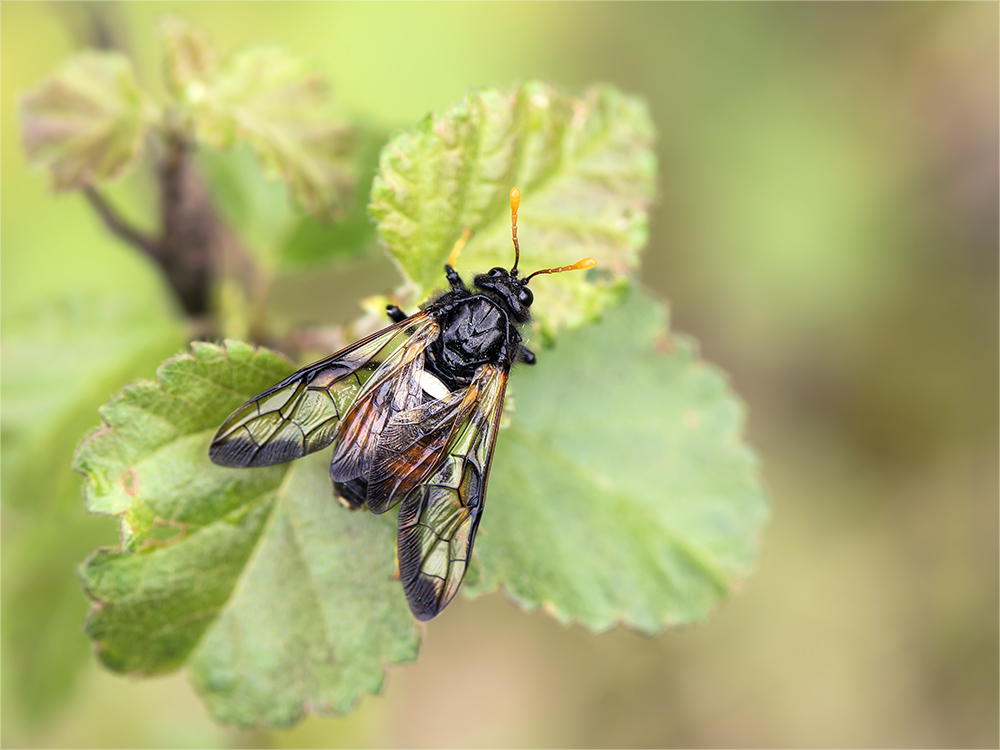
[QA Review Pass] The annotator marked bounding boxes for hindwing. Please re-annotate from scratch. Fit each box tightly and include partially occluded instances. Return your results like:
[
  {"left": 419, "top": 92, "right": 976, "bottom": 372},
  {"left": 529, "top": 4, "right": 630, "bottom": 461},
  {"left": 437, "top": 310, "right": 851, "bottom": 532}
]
[
  {"left": 332, "top": 368, "right": 482, "bottom": 513},
  {"left": 396, "top": 364, "right": 508, "bottom": 620},
  {"left": 327, "top": 331, "right": 442, "bottom": 504}
]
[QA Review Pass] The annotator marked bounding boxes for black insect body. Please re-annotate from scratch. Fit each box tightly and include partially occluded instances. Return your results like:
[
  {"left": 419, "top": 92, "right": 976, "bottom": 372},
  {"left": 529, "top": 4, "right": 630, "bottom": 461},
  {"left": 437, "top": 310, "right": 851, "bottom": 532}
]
[
  {"left": 424, "top": 266, "right": 534, "bottom": 381},
  {"left": 209, "top": 188, "right": 594, "bottom": 620}
]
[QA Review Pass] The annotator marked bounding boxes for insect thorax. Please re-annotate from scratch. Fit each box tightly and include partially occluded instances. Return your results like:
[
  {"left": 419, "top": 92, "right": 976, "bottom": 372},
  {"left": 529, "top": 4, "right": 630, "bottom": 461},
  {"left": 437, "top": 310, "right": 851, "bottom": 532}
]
[{"left": 428, "top": 294, "right": 521, "bottom": 387}]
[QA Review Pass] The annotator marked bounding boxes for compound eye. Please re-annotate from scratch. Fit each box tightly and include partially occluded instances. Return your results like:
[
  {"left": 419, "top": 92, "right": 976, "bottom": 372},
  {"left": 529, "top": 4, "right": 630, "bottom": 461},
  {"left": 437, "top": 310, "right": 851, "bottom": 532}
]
[
  {"left": 488, "top": 267, "right": 506, "bottom": 278},
  {"left": 517, "top": 286, "right": 534, "bottom": 307}
]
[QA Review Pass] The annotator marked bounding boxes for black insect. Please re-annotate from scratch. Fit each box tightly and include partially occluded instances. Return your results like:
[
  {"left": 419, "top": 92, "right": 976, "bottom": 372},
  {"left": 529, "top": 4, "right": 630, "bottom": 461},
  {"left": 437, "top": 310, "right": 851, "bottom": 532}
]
[{"left": 209, "top": 188, "right": 595, "bottom": 620}]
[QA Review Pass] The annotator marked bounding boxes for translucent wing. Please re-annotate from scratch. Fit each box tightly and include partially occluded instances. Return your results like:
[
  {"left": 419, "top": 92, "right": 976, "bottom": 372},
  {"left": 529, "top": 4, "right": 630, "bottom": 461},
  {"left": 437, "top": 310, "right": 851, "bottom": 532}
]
[
  {"left": 327, "top": 331, "right": 446, "bottom": 506},
  {"left": 395, "top": 364, "right": 508, "bottom": 620},
  {"left": 331, "top": 364, "right": 478, "bottom": 513},
  {"left": 209, "top": 312, "right": 438, "bottom": 468},
  {"left": 364, "top": 385, "right": 478, "bottom": 513}
]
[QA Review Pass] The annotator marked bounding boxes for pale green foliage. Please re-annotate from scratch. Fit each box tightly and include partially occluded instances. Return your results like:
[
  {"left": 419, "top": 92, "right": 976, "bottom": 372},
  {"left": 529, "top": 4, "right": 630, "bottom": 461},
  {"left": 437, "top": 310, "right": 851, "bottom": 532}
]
[
  {"left": 1, "top": 294, "right": 183, "bottom": 720},
  {"left": 20, "top": 51, "right": 153, "bottom": 190},
  {"left": 59, "top": 65, "right": 766, "bottom": 728},
  {"left": 469, "top": 291, "right": 768, "bottom": 632},
  {"left": 192, "top": 48, "right": 354, "bottom": 220},
  {"left": 370, "top": 81, "right": 656, "bottom": 336},
  {"left": 198, "top": 129, "right": 387, "bottom": 269},
  {"left": 165, "top": 19, "right": 355, "bottom": 220},
  {"left": 197, "top": 146, "right": 298, "bottom": 265},
  {"left": 18, "top": 19, "right": 353, "bottom": 220},
  {"left": 161, "top": 17, "right": 218, "bottom": 95},
  {"left": 74, "top": 290, "right": 767, "bottom": 726},
  {"left": 75, "top": 342, "right": 421, "bottom": 726}
]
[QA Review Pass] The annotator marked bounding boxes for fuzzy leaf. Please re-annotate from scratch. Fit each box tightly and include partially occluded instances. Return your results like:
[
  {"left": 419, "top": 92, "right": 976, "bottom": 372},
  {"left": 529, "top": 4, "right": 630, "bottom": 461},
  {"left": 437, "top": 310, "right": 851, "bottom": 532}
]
[
  {"left": 20, "top": 51, "right": 153, "bottom": 190},
  {"left": 161, "top": 17, "right": 218, "bottom": 96},
  {"left": 467, "top": 289, "right": 769, "bottom": 631},
  {"left": 73, "top": 287, "right": 766, "bottom": 726},
  {"left": 369, "top": 81, "right": 656, "bottom": 337},
  {"left": 181, "top": 42, "right": 355, "bottom": 220},
  {"left": 74, "top": 342, "right": 420, "bottom": 726},
  {"left": 197, "top": 127, "right": 385, "bottom": 268}
]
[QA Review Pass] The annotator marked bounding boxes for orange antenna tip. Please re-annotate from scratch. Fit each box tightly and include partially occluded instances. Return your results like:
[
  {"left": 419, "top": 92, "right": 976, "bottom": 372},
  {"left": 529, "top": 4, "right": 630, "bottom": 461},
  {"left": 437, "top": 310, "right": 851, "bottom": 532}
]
[
  {"left": 523, "top": 256, "right": 598, "bottom": 283},
  {"left": 509, "top": 187, "right": 522, "bottom": 273}
]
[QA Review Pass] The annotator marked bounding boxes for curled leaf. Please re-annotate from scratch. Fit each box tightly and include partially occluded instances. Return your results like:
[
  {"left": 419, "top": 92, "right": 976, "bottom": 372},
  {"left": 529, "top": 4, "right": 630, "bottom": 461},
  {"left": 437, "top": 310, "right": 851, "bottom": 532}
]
[
  {"left": 369, "top": 81, "right": 656, "bottom": 336},
  {"left": 20, "top": 51, "right": 153, "bottom": 190},
  {"left": 175, "top": 35, "right": 355, "bottom": 220},
  {"left": 161, "top": 17, "right": 218, "bottom": 96}
]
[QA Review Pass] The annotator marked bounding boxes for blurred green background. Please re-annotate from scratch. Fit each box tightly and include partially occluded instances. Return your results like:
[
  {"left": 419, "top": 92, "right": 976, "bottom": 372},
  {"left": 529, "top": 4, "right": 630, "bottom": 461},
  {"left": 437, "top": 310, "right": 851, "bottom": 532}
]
[{"left": 2, "top": 2, "right": 997, "bottom": 747}]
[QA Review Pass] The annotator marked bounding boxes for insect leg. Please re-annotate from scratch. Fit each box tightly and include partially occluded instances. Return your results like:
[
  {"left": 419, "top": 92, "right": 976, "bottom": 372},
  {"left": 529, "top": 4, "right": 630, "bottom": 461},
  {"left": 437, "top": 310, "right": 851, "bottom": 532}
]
[
  {"left": 444, "top": 265, "right": 467, "bottom": 292},
  {"left": 386, "top": 304, "right": 408, "bottom": 323},
  {"left": 519, "top": 345, "right": 537, "bottom": 365}
]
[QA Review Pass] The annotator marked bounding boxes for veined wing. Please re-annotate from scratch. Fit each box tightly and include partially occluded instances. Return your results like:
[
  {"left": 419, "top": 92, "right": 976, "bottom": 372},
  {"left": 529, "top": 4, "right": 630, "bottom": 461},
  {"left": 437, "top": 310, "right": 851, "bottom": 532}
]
[
  {"left": 396, "top": 363, "right": 508, "bottom": 620},
  {"left": 327, "top": 329, "right": 439, "bottom": 498},
  {"left": 209, "top": 312, "right": 438, "bottom": 468},
  {"left": 363, "top": 375, "right": 485, "bottom": 513}
]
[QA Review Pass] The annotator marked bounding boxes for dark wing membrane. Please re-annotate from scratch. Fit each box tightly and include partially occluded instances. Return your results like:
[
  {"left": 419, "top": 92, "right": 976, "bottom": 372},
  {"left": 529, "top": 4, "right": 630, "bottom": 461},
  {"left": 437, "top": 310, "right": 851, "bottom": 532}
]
[
  {"left": 363, "top": 386, "right": 477, "bottom": 513},
  {"left": 327, "top": 330, "right": 435, "bottom": 494},
  {"left": 329, "top": 326, "right": 478, "bottom": 512},
  {"left": 396, "top": 364, "right": 508, "bottom": 620},
  {"left": 209, "top": 312, "right": 437, "bottom": 468}
]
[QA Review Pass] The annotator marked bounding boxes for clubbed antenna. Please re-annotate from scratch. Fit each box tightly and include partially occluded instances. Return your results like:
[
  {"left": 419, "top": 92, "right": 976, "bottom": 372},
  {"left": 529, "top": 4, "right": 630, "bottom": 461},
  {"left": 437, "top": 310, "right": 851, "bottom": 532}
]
[
  {"left": 523, "top": 256, "right": 597, "bottom": 283},
  {"left": 509, "top": 187, "right": 597, "bottom": 283}
]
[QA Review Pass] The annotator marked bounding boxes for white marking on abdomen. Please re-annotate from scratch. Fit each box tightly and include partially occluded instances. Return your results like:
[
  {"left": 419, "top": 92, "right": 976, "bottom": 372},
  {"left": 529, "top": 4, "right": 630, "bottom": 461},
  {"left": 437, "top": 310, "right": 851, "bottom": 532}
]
[{"left": 418, "top": 370, "right": 451, "bottom": 401}]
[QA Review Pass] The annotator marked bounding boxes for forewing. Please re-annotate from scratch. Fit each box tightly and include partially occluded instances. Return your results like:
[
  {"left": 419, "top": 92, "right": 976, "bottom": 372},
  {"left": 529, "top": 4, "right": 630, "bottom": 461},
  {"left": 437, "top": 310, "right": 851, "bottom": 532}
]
[
  {"left": 209, "top": 313, "right": 436, "bottom": 468},
  {"left": 327, "top": 323, "right": 439, "bottom": 490},
  {"left": 396, "top": 364, "right": 508, "bottom": 620},
  {"left": 364, "top": 381, "right": 479, "bottom": 514}
]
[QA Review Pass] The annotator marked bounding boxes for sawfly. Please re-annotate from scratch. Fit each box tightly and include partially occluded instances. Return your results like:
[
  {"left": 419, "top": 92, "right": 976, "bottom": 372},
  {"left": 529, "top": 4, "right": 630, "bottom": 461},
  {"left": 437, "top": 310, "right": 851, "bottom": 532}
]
[{"left": 209, "top": 188, "right": 595, "bottom": 620}]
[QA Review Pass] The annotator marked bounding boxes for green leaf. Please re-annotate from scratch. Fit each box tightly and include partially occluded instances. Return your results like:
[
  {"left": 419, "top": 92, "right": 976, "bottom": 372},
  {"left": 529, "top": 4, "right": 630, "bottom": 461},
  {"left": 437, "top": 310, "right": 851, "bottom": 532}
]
[
  {"left": 1, "top": 293, "right": 183, "bottom": 723},
  {"left": 2, "top": 293, "right": 185, "bottom": 514},
  {"left": 198, "top": 127, "right": 386, "bottom": 269},
  {"left": 197, "top": 145, "right": 297, "bottom": 265},
  {"left": 277, "top": 126, "right": 389, "bottom": 269},
  {"left": 160, "top": 17, "right": 218, "bottom": 97},
  {"left": 74, "top": 342, "right": 420, "bottom": 726},
  {"left": 20, "top": 51, "right": 154, "bottom": 190},
  {"left": 180, "top": 38, "right": 355, "bottom": 221},
  {"left": 188, "top": 452, "right": 419, "bottom": 726},
  {"left": 466, "top": 289, "right": 769, "bottom": 631},
  {"left": 73, "top": 286, "right": 766, "bottom": 726},
  {"left": 165, "top": 20, "right": 295, "bottom": 265},
  {"left": 1, "top": 508, "right": 117, "bottom": 725},
  {"left": 369, "top": 81, "right": 656, "bottom": 336}
]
